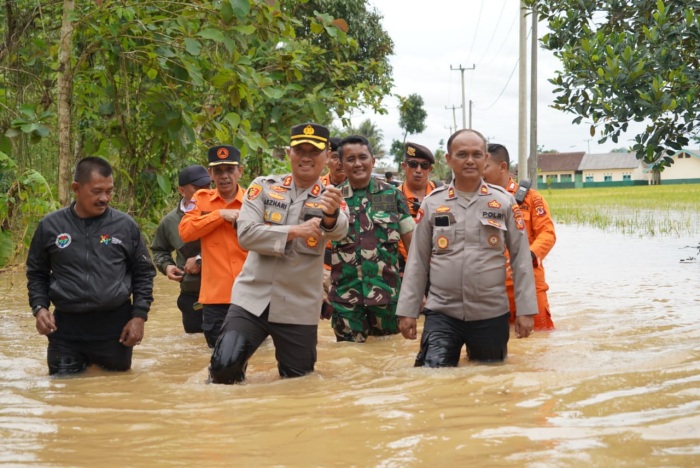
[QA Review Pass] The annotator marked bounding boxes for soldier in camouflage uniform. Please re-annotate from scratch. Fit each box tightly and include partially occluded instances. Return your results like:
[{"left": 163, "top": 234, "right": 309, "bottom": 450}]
[{"left": 328, "top": 135, "right": 415, "bottom": 342}]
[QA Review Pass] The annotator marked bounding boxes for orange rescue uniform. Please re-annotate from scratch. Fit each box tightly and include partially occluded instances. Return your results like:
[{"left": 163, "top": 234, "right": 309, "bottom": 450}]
[
  {"left": 505, "top": 178, "right": 556, "bottom": 330},
  {"left": 397, "top": 181, "right": 438, "bottom": 260},
  {"left": 178, "top": 186, "right": 248, "bottom": 305}
]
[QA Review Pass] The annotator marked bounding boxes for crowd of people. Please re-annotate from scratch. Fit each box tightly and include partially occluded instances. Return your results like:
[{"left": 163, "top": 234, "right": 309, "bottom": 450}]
[{"left": 26, "top": 122, "right": 557, "bottom": 383}]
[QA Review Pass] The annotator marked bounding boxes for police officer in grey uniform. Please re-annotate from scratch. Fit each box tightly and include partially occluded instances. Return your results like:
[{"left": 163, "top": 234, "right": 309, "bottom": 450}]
[
  {"left": 209, "top": 122, "right": 349, "bottom": 384},
  {"left": 397, "top": 129, "right": 537, "bottom": 366}
]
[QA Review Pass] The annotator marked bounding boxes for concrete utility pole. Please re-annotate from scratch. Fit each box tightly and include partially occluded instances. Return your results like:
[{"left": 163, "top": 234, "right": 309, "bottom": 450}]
[
  {"left": 450, "top": 64, "right": 475, "bottom": 129},
  {"left": 529, "top": 2, "right": 539, "bottom": 189},
  {"left": 518, "top": 2, "right": 528, "bottom": 183},
  {"left": 445, "top": 105, "right": 461, "bottom": 133},
  {"left": 469, "top": 100, "right": 473, "bottom": 129}
]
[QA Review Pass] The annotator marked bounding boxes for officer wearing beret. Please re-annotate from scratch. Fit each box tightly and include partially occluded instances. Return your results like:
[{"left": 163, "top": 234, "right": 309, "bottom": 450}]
[
  {"left": 397, "top": 129, "right": 537, "bottom": 366},
  {"left": 179, "top": 146, "right": 248, "bottom": 348},
  {"left": 397, "top": 142, "right": 442, "bottom": 273},
  {"left": 150, "top": 165, "right": 211, "bottom": 334},
  {"left": 209, "top": 123, "right": 349, "bottom": 384}
]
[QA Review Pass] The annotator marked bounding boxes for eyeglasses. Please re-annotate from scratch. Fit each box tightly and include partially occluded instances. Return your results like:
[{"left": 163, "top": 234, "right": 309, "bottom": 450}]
[{"left": 406, "top": 160, "right": 431, "bottom": 170}]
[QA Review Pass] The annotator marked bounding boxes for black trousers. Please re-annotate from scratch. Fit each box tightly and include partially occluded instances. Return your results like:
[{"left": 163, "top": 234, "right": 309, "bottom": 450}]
[
  {"left": 415, "top": 310, "right": 510, "bottom": 367},
  {"left": 201, "top": 304, "right": 229, "bottom": 348},
  {"left": 209, "top": 304, "right": 317, "bottom": 384},
  {"left": 47, "top": 335, "right": 133, "bottom": 375},
  {"left": 177, "top": 292, "right": 203, "bottom": 334}
]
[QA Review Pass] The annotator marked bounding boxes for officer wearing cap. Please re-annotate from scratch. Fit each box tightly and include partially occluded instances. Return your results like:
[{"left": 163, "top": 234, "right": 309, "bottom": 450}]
[
  {"left": 397, "top": 142, "right": 441, "bottom": 273},
  {"left": 151, "top": 165, "right": 211, "bottom": 334},
  {"left": 397, "top": 129, "right": 537, "bottom": 367},
  {"left": 209, "top": 122, "right": 349, "bottom": 384},
  {"left": 179, "top": 146, "right": 248, "bottom": 348}
]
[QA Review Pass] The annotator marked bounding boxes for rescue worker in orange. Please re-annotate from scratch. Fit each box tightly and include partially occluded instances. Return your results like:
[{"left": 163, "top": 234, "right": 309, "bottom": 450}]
[
  {"left": 179, "top": 145, "right": 248, "bottom": 347},
  {"left": 482, "top": 143, "right": 556, "bottom": 330},
  {"left": 397, "top": 142, "right": 441, "bottom": 271}
]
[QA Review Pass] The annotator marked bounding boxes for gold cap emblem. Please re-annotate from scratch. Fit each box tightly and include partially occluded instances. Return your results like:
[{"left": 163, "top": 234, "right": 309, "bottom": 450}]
[
  {"left": 407, "top": 146, "right": 416, "bottom": 157},
  {"left": 303, "top": 125, "right": 315, "bottom": 136}
]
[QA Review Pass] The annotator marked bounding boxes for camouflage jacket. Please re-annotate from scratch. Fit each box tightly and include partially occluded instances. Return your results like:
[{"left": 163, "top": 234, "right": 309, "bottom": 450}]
[{"left": 329, "top": 177, "right": 414, "bottom": 306}]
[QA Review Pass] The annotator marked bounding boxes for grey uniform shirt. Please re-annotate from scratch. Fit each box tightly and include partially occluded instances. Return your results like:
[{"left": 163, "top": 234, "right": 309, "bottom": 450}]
[
  {"left": 397, "top": 181, "right": 537, "bottom": 321},
  {"left": 231, "top": 174, "right": 349, "bottom": 326}
]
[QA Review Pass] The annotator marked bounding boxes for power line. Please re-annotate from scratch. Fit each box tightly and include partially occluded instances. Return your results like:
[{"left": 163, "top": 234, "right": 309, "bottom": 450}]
[
  {"left": 464, "top": 0, "right": 485, "bottom": 65},
  {"left": 475, "top": 0, "right": 509, "bottom": 67},
  {"left": 477, "top": 27, "right": 532, "bottom": 111}
]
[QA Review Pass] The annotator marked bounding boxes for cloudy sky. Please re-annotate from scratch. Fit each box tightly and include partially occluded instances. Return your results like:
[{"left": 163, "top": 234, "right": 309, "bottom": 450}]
[{"left": 343, "top": 0, "right": 647, "bottom": 163}]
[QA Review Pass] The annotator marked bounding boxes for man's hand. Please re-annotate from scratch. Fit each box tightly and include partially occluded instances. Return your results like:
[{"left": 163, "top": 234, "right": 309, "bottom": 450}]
[
  {"left": 35, "top": 308, "right": 56, "bottom": 336},
  {"left": 287, "top": 217, "right": 322, "bottom": 241},
  {"left": 165, "top": 264, "right": 184, "bottom": 282},
  {"left": 220, "top": 209, "right": 240, "bottom": 225},
  {"left": 119, "top": 317, "right": 145, "bottom": 347},
  {"left": 514, "top": 315, "right": 534, "bottom": 339},
  {"left": 398, "top": 317, "right": 417, "bottom": 340},
  {"left": 320, "top": 185, "right": 343, "bottom": 215},
  {"left": 183, "top": 256, "right": 201, "bottom": 275}
]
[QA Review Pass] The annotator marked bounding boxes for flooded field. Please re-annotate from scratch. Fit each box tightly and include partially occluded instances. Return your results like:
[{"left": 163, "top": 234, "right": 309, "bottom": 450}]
[{"left": 1, "top": 222, "right": 699, "bottom": 466}]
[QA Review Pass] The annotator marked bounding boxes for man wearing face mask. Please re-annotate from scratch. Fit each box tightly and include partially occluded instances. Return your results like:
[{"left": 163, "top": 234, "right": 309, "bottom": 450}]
[
  {"left": 179, "top": 146, "right": 248, "bottom": 348},
  {"left": 151, "top": 165, "right": 211, "bottom": 334}
]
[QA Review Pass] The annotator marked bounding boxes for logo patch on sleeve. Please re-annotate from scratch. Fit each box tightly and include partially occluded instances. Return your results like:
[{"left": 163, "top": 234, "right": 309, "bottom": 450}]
[
  {"left": 512, "top": 204, "right": 525, "bottom": 230},
  {"left": 247, "top": 184, "right": 262, "bottom": 200}
]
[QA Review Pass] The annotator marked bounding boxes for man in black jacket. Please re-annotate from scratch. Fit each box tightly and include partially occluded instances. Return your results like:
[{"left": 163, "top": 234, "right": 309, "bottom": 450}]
[{"left": 26, "top": 157, "right": 156, "bottom": 375}]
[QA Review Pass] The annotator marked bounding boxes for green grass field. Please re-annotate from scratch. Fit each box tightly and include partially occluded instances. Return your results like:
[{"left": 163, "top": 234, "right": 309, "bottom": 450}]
[{"left": 543, "top": 184, "right": 700, "bottom": 236}]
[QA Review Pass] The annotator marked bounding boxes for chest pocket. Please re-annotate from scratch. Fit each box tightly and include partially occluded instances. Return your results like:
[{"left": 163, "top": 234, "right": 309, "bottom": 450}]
[
  {"left": 370, "top": 211, "right": 401, "bottom": 244},
  {"left": 294, "top": 204, "right": 325, "bottom": 256},
  {"left": 478, "top": 216, "right": 507, "bottom": 250},
  {"left": 431, "top": 212, "right": 456, "bottom": 255}
]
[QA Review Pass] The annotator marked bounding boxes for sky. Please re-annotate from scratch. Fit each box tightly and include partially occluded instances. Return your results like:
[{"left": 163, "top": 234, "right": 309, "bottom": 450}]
[{"left": 341, "top": 0, "right": 648, "bottom": 164}]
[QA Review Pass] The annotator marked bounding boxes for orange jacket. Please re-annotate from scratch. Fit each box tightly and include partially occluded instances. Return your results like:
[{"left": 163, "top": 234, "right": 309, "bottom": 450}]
[
  {"left": 397, "top": 181, "right": 438, "bottom": 260},
  {"left": 178, "top": 186, "right": 247, "bottom": 305},
  {"left": 505, "top": 178, "right": 556, "bottom": 329}
]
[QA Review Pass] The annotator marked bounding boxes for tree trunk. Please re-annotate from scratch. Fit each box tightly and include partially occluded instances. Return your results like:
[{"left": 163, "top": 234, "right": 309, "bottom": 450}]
[{"left": 57, "top": 0, "right": 75, "bottom": 206}]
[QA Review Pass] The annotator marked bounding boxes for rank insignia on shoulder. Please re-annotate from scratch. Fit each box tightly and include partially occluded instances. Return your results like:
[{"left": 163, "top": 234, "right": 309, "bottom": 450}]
[
  {"left": 247, "top": 184, "right": 262, "bottom": 200},
  {"left": 283, "top": 175, "right": 293, "bottom": 187},
  {"left": 311, "top": 184, "right": 321, "bottom": 196},
  {"left": 447, "top": 188, "right": 455, "bottom": 198},
  {"left": 480, "top": 185, "right": 489, "bottom": 194}
]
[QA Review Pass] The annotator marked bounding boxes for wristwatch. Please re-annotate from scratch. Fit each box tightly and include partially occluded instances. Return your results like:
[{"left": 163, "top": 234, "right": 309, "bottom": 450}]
[
  {"left": 195, "top": 254, "right": 202, "bottom": 267},
  {"left": 32, "top": 305, "right": 46, "bottom": 317}
]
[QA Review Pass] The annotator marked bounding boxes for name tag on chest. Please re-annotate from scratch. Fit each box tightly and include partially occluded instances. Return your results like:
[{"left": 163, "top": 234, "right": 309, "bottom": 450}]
[{"left": 370, "top": 194, "right": 397, "bottom": 213}]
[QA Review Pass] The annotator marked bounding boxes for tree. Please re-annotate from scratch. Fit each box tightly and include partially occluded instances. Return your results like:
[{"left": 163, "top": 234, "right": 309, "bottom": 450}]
[
  {"left": 398, "top": 94, "right": 427, "bottom": 143},
  {"left": 528, "top": 0, "right": 700, "bottom": 169},
  {"left": 0, "top": 0, "right": 395, "bottom": 265}
]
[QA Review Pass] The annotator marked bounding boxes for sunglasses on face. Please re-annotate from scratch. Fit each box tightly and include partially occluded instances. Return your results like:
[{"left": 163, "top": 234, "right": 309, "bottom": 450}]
[{"left": 407, "top": 160, "right": 431, "bottom": 170}]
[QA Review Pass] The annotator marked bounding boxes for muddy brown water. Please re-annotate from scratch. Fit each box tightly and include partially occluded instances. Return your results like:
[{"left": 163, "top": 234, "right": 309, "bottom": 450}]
[{"left": 1, "top": 224, "right": 699, "bottom": 466}]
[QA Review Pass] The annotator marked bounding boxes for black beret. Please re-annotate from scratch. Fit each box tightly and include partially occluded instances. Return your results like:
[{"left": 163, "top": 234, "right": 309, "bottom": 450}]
[{"left": 404, "top": 142, "right": 434, "bottom": 164}]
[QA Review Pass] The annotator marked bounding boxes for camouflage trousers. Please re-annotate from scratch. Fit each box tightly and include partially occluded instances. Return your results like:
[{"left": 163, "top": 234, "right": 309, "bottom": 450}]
[{"left": 330, "top": 302, "right": 399, "bottom": 343}]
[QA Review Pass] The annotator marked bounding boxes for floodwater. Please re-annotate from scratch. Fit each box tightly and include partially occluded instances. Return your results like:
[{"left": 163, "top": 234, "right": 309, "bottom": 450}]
[{"left": 1, "top": 223, "right": 699, "bottom": 466}]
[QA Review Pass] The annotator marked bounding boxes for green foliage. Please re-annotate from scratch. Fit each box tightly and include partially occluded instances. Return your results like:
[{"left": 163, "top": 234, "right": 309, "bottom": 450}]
[
  {"left": 333, "top": 118, "right": 386, "bottom": 158},
  {"left": 0, "top": 0, "right": 395, "bottom": 262},
  {"left": 397, "top": 93, "right": 427, "bottom": 143},
  {"left": 529, "top": 0, "right": 700, "bottom": 168}
]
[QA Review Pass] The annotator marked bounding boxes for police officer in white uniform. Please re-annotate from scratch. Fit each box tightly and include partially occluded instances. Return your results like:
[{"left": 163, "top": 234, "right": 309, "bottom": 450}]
[{"left": 397, "top": 129, "right": 537, "bottom": 366}]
